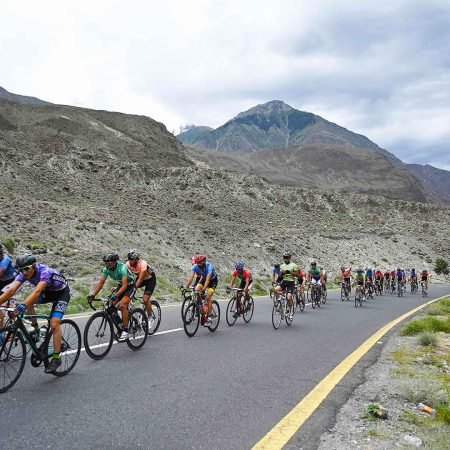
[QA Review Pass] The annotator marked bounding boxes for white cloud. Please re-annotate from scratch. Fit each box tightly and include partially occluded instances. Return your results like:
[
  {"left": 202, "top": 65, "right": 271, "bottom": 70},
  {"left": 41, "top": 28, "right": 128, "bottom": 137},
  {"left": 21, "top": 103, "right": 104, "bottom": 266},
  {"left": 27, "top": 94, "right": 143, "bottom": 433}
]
[{"left": 0, "top": 0, "right": 449, "bottom": 168}]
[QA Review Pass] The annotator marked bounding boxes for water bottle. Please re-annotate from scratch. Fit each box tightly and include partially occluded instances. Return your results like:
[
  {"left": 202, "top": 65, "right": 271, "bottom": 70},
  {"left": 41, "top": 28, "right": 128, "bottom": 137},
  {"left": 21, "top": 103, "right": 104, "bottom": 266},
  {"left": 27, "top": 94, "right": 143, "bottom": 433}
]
[
  {"left": 40, "top": 325, "right": 48, "bottom": 340},
  {"left": 112, "top": 311, "right": 122, "bottom": 325}
]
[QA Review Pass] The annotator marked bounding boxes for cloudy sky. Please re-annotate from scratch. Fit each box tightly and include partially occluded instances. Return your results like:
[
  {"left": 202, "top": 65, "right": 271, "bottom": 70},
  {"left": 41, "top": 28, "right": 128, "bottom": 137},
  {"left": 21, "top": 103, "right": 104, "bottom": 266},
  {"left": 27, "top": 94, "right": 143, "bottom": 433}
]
[{"left": 1, "top": 0, "right": 449, "bottom": 169}]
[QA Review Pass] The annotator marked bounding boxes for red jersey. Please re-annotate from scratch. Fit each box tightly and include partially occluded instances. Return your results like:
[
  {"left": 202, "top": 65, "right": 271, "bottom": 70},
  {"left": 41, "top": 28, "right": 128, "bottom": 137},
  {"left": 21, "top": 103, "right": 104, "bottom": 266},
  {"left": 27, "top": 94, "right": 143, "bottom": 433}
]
[{"left": 232, "top": 269, "right": 252, "bottom": 280}]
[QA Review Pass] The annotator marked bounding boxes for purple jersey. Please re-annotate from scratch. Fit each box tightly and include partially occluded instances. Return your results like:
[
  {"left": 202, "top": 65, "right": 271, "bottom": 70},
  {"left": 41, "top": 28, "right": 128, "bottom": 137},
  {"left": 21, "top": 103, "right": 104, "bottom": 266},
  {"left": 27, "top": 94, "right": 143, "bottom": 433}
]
[{"left": 15, "top": 263, "right": 67, "bottom": 291}]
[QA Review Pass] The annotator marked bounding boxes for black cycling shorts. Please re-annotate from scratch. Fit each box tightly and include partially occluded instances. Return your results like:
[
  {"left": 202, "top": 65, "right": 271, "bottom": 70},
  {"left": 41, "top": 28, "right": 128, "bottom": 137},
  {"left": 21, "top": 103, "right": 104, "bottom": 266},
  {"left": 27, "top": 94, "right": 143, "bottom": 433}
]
[
  {"left": 38, "top": 286, "right": 71, "bottom": 320},
  {"left": 116, "top": 283, "right": 136, "bottom": 299},
  {"left": 0, "top": 278, "right": 15, "bottom": 292},
  {"left": 138, "top": 274, "right": 156, "bottom": 296},
  {"left": 280, "top": 280, "right": 295, "bottom": 294},
  {"left": 238, "top": 278, "right": 253, "bottom": 290}
]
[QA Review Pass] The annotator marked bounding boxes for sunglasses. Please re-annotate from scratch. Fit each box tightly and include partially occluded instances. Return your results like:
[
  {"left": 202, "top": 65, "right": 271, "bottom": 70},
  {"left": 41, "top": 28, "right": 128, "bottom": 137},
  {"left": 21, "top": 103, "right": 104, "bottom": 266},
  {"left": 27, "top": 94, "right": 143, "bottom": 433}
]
[{"left": 18, "top": 265, "right": 33, "bottom": 273}]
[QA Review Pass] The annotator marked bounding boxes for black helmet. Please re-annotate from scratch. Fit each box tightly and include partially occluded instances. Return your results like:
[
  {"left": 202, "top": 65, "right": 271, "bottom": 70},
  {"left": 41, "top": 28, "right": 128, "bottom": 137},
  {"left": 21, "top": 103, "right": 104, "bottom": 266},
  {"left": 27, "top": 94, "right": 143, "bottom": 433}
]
[
  {"left": 103, "top": 253, "right": 119, "bottom": 262},
  {"left": 16, "top": 254, "right": 37, "bottom": 268},
  {"left": 283, "top": 252, "right": 291, "bottom": 258},
  {"left": 127, "top": 250, "right": 140, "bottom": 260}
]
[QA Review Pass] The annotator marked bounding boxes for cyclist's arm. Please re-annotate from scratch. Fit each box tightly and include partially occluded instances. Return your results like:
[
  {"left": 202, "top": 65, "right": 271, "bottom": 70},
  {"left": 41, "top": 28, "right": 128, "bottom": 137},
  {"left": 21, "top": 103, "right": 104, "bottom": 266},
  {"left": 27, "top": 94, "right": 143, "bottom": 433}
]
[
  {"left": 0, "top": 280, "right": 22, "bottom": 304},
  {"left": 23, "top": 281, "right": 47, "bottom": 307},
  {"left": 115, "top": 276, "right": 129, "bottom": 297},
  {"left": 229, "top": 274, "right": 236, "bottom": 289},
  {"left": 185, "top": 272, "right": 195, "bottom": 289},
  {"left": 91, "top": 275, "right": 107, "bottom": 297},
  {"left": 0, "top": 267, "right": 6, "bottom": 278},
  {"left": 203, "top": 273, "right": 212, "bottom": 290},
  {"left": 135, "top": 269, "right": 147, "bottom": 289}
]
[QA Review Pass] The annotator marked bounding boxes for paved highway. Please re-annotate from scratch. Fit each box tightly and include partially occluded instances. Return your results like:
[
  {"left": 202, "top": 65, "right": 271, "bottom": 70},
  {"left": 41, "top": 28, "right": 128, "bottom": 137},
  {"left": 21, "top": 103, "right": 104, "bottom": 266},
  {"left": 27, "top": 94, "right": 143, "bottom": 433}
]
[{"left": 1, "top": 285, "right": 449, "bottom": 449}]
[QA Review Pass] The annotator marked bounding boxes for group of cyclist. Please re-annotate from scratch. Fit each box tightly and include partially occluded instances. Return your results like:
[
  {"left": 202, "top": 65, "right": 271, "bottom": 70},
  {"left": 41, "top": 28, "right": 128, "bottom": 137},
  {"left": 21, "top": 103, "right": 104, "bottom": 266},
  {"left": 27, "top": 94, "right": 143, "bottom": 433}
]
[{"left": 339, "top": 266, "right": 431, "bottom": 300}]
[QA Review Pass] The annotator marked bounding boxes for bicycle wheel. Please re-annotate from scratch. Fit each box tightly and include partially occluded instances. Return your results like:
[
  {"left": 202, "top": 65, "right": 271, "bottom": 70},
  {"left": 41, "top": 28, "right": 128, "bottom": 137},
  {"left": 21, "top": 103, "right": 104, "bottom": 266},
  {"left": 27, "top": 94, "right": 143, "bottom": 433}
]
[
  {"left": 207, "top": 300, "right": 220, "bottom": 332},
  {"left": 44, "top": 319, "right": 81, "bottom": 376},
  {"left": 243, "top": 296, "right": 254, "bottom": 323},
  {"left": 272, "top": 301, "right": 282, "bottom": 329},
  {"left": 306, "top": 286, "right": 311, "bottom": 302},
  {"left": 299, "top": 291, "right": 305, "bottom": 312},
  {"left": 0, "top": 328, "right": 26, "bottom": 393},
  {"left": 226, "top": 297, "right": 238, "bottom": 326},
  {"left": 181, "top": 295, "right": 191, "bottom": 320},
  {"left": 126, "top": 308, "right": 148, "bottom": 350},
  {"left": 311, "top": 290, "right": 316, "bottom": 309},
  {"left": 285, "top": 303, "right": 294, "bottom": 326},
  {"left": 322, "top": 287, "right": 327, "bottom": 304},
  {"left": 147, "top": 300, "right": 161, "bottom": 335},
  {"left": 84, "top": 311, "right": 114, "bottom": 360},
  {"left": 355, "top": 293, "right": 360, "bottom": 308},
  {"left": 183, "top": 303, "right": 200, "bottom": 337}
]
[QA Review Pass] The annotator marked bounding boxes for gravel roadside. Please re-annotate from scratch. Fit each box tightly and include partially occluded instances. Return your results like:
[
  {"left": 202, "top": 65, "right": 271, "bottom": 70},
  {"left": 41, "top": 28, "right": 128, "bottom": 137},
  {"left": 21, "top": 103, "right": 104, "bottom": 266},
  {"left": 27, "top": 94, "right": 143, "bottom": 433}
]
[{"left": 318, "top": 298, "right": 450, "bottom": 449}]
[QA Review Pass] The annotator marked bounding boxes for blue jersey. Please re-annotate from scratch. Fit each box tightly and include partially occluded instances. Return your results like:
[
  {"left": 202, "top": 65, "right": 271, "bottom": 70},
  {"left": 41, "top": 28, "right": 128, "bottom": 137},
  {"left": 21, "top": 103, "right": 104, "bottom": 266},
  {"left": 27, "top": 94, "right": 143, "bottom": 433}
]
[
  {"left": 366, "top": 269, "right": 373, "bottom": 278},
  {"left": 0, "top": 254, "right": 17, "bottom": 281},
  {"left": 192, "top": 262, "right": 217, "bottom": 280},
  {"left": 15, "top": 263, "right": 67, "bottom": 292},
  {"left": 411, "top": 269, "right": 416, "bottom": 276},
  {"left": 396, "top": 270, "right": 404, "bottom": 280},
  {"left": 272, "top": 267, "right": 281, "bottom": 275}
]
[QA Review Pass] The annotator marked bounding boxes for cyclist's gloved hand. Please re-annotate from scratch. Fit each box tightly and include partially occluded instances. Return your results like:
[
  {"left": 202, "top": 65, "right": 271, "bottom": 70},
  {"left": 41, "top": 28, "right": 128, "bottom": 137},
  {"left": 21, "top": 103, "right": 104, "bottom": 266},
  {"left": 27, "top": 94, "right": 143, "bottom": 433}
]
[
  {"left": 15, "top": 303, "right": 27, "bottom": 314},
  {"left": 110, "top": 293, "right": 117, "bottom": 301},
  {"left": 87, "top": 295, "right": 95, "bottom": 302},
  {"left": 226, "top": 287, "right": 231, "bottom": 294},
  {"left": 284, "top": 270, "right": 291, "bottom": 274}
]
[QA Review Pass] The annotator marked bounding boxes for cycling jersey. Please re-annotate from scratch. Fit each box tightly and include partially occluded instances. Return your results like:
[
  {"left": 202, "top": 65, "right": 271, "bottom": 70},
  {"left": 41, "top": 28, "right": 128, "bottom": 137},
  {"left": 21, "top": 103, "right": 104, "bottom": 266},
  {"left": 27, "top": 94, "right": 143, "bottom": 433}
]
[
  {"left": 342, "top": 268, "right": 351, "bottom": 278},
  {"left": 355, "top": 273, "right": 365, "bottom": 284},
  {"left": 280, "top": 263, "right": 298, "bottom": 281},
  {"left": 308, "top": 266, "right": 321, "bottom": 279},
  {"left": 192, "top": 262, "right": 217, "bottom": 280},
  {"left": 298, "top": 270, "right": 306, "bottom": 281},
  {"left": 396, "top": 271, "right": 404, "bottom": 280},
  {"left": 102, "top": 262, "right": 135, "bottom": 285},
  {"left": 232, "top": 269, "right": 252, "bottom": 280},
  {"left": 384, "top": 272, "right": 390, "bottom": 278},
  {"left": 272, "top": 267, "right": 281, "bottom": 275},
  {"left": 375, "top": 271, "right": 383, "bottom": 279},
  {"left": 420, "top": 271, "right": 429, "bottom": 280},
  {"left": 15, "top": 263, "right": 67, "bottom": 291},
  {"left": 366, "top": 270, "right": 373, "bottom": 278},
  {"left": 0, "top": 254, "right": 17, "bottom": 281},
  {"left": 126, "top": 259, "right": 154, "bottom": 277}
]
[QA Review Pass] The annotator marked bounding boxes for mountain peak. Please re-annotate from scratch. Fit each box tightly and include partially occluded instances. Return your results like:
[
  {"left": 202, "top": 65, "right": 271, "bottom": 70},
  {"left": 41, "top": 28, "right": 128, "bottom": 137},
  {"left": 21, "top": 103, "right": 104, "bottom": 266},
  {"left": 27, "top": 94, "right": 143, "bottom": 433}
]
[
  {"left": 0, "top": 86, "right": 52, "bottom": 106},
  {"left": 234, "top": 100, "right": 295, "bottom": 119}
]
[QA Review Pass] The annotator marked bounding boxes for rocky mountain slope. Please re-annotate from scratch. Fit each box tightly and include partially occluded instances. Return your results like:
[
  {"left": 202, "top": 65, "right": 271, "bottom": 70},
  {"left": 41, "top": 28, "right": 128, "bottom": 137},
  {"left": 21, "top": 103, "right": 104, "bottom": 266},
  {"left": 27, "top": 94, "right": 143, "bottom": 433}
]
[
  {"left": 0, "top": 99, "right": 449, "bottom": 299},
  {"left": 185, "top": 144, "right": 428, "bottom": 202},
  {"left": 0, "top": 86, "right": 52, "bottom": 106},
  {"left": 407, "top": 164, "right": 450, "bottom": 205}
]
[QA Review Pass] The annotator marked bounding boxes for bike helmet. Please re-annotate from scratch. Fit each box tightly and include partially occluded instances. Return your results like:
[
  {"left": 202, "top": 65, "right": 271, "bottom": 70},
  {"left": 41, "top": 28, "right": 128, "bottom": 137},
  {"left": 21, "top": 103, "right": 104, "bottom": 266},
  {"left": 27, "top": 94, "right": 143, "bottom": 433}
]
[
  {"left": 357, "top": 268, "right": 363, "bottom": 273},
  {"left": 340, "top": 266, "right": 345, "bottom": 270},
  {"left": 195, "top": 254, "right": 206, "bottom": 264},
  {"left": 127, "top": 250, "right": 140, "bottom": 260},
  {"left": 103, "top": 252, "right": 119, "bottom": 262},
  {"left": 311, "top": 261, "right": 317, "bottom": 265},
  {"left": 283, "top": 252, "right": 291, "bottom": 258},
  {"left": 234, "top": 261, "right": 245, "bottom": 270},
  {"left": 16, "top": 254, "right": 37, "bottom": 268}
]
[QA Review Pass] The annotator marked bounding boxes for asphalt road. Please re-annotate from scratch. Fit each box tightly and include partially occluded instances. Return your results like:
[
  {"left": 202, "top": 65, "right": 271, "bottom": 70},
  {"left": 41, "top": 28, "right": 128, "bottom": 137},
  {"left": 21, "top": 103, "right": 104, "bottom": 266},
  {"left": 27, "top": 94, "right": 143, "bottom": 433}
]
[{"left": 1, "top": 285, "right": 449, "bottom": 449}]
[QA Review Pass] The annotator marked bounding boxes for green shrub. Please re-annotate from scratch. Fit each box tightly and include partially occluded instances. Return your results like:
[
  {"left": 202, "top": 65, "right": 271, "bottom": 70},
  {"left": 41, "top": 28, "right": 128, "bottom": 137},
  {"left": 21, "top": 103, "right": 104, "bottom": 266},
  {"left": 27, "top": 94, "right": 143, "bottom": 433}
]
[
  {"left": 400, "top": 316, "right": 450, "bottom": 336},
  {"left": 3, "top": 238, "right": 15, "bottom": 254},
  {"left": 417, "top": 331, "right": 438, "bottom": 347},
  {"left": 436, "top": 405, "right": 450, "bottom": 425},
  {"left": 434, "top": 258, "right": 449, "bottom": 276}
]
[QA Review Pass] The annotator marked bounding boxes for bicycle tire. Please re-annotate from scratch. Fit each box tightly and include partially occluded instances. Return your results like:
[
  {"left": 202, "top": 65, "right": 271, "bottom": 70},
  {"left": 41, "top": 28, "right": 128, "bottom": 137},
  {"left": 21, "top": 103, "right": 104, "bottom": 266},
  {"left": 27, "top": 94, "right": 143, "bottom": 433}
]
[
  {"left": 44, "top": 319, "right": 81, "bottom": 376},
  {"left": 322, "top": 287, "right": 327, "bottom": 304},
  {"left": 226, "top": 297, "right": 238, "bottom": 326},
  {"left": 181, "top": 295, "right": 191, "bottom": 320},
  {"left": 272, "top": 301, "right": 282, "bottom": 329},
  {"left": 306, "top": 286, "right": 311, "bottom": 302},
  {"left": 84, "top": 311, "right": 114, "bottom": 360},
  {"left": 126, "top": 308, "right": 148, "bottom": 350},
  {"left": 285, "top": 303, "right": 294, "bottom": 326},
  {"left": 207, "top": 300, "right": 220, "bottom": 332},
  {"left": 299, "top": 294, "right": 305, "bottom": 312},
  {"left": 355, "top": 293, "right": 359, "bottom": 308},
  {"left": 147, "top": 300, "right": 161, "bottom": 335},
  {"left": 0, "top": 328, "right": 26, "bottom": 393},
  {"left": 311, "top": 291, "right": 316, "bottom": 309},
  {"left": 183, "top": 303, "right": 200, "bottom": 337},
  {"left": 243, "top": 296, "right": 254, "bottom": 323}
]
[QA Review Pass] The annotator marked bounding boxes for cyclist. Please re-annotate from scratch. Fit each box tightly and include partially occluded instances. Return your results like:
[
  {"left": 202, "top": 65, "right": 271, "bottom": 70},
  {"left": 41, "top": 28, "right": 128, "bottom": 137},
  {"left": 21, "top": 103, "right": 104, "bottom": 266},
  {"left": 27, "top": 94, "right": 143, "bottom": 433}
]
[
  {"left": 354, "top": 268, "right": 366, "bottom": 300},
  {"left": 395, "top": 267, "right": 405, "bottom": 293},
  {"left": 185, "top": 254, "right": 218, "bottom": 326},
  {"left": 320, "top": 267, "right": 328, "bottom": 295},
  {"left": 307, "top": 261, "right": 323, "bottom": 300},
  {"left": 126, "top": 250, "right": 156, "bottom": 328},
  {"left": 295, "top": 266, "right": 307, "bottom": 300},
  {"left": 274, "top": 252, "right": 299, "bottom": 319},
  {"left": 365, "top": 267, "right": 374, "bottom": 296},
  {"left": 88, "top": 253, "right": 136, "bottom": 341},
  {"left": 0, "top": 254, "right": 70, "bottom": 373},
  {"left": 374, "top": 268, "right": 383, "bottom": 293},
  {"left": 0, "top": 245, "right": 18, "bottom": 326},
  {"left": 228, "top": 262, "right": 253, "bottom": 318},
  {"left": 420, "top": 269, "right": 430, "bottom": 291},
  {"left": 340, "top": 266, "right": 352, "bottom": 294},
  {"left": 272, "top": 263, "right": 281, "bottom": 283},
  {"left": 410, "top": 268, "right": 418, "bottom": 290}
]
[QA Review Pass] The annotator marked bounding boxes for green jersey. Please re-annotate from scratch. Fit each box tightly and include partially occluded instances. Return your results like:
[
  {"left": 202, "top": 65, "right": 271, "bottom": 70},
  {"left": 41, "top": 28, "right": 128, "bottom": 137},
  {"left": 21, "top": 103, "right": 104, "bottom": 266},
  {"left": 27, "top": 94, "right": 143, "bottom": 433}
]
[
  {"left": 308, "top": 266, "right": 321, "bottom": 278},
  {"left": 355, "top": 273, "right": 366, "bottom": 283},
  {"left": 280, "top": 262, "right": 298, "bottom": 281},
  {"left": 102, "top": 262, "right": 135, "bottom": 285}
]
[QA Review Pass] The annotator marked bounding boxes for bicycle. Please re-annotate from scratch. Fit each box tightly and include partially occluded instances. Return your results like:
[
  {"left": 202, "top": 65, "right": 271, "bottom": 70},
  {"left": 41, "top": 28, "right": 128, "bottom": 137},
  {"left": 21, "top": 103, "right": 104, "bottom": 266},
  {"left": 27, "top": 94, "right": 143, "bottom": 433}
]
[
  {"left": 294, "top": 283, "right": 305, "bottom": 312},
  {"left": 0, "top": 306, "right": 81, "bottom": 393},
  {"left": 384, "top": 279, "right": 390, "bottom": 294},
  {"left": 354, "top": 286, "right": 364, "bottom": 307},
  {"left": 390, "top": 279, "right": 396, "bottom": 295},
  {"left": 366, "top": 281, "right": 374, "bottom": 300},
  {"left": 421, "top": 281, "right": 428, "bottom": 297},
  {"left": 84, "top": 296, "right": 148, "bottom": 360},
  {"left": 225, "top": 288, "right": 254, "bottom": 326},
  {"left": 131, "top": 293, "right": 161, "bottom": 335},
  {"left": 374, "top": 279, "right": 383, "bottom": 296},
  {"left": 271, "top": 289, "right": 294, "bottom": 329},
  {"left": 181, "top": 288, "right": 220, "bottom": 337},
  {"left": 340, "top": 281, "right": 350, "bottom": 301},
  {"left": 397, "top": 280, "right": 404, "bottom": 297},
  {"left": 410, "top": 280, "right": 418, "bottom": 295},
  {"left": 308, "top": 283, "right": 322, "bottom": 309}
]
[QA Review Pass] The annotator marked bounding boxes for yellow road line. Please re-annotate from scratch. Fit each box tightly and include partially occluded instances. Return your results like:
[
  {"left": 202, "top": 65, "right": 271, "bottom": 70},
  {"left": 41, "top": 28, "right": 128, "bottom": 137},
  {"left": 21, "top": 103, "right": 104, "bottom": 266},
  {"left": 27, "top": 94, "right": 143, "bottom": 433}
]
[{"left": 252, "top": 293, "right": 450, "bottom": 450}]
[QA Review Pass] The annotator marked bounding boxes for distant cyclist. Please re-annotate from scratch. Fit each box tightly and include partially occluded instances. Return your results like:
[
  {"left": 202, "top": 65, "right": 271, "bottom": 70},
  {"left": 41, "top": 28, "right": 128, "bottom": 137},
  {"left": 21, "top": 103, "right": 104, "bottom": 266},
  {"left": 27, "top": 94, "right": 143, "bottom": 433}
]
[
  {"left": 354, "top": 269, "right": 366, "bottom": 299},
  {"left": 0, "top": 254, "right": 70, "bottom": 373},
  {"left": 0, "top": 245, "right": 18, "bottom": 326},
  {"left": 340, "top": 266, "right": 352, "bottom": 293},
  {"left": 420, "top": 269, "right": 430, "bottom": 291},
  {"left": 126, "top": 250, "right": 156, "bottom": 328},
  {"left": 88, "top": 253, "right": 136, "bottom": 341},
  {"left": 185, "top": 254, "right": 218, "bottom": 326},
  {"left": 228, "top": 262, "right": 253, "bottom": 298},
  {"left": 308, "top": 261, "right": 322, "bottom": 287},
  {"left": 272, "top": 263, "right": 281, "bottom": 284},
  {"left": 274, "top": 252, "right": 299, "bottom": 319}
]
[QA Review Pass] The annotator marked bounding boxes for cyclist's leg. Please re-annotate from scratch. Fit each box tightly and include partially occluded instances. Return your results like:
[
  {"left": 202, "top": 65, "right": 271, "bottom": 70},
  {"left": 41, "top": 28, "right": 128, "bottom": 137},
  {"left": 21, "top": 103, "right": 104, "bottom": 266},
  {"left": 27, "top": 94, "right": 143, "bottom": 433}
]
[
  {"left": 49, "top": 286, "right": 71, "bottom": 354},
  {"left": 117, "top": 285, "right": 135, "bottom": 328},
  {"left": 142, "top": 275, "right": 156, "bottom": 316}
]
